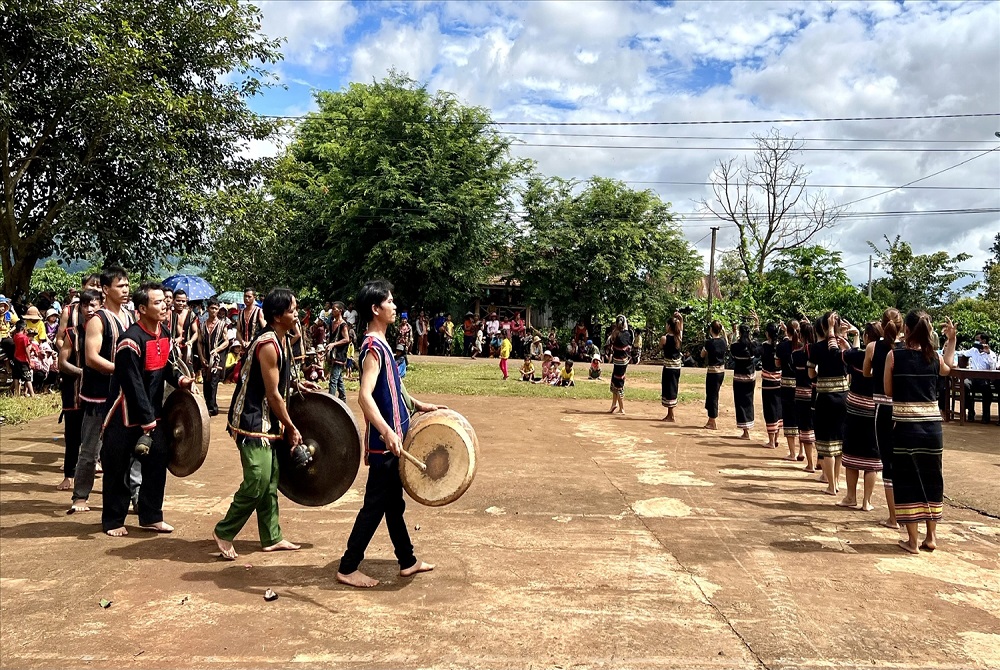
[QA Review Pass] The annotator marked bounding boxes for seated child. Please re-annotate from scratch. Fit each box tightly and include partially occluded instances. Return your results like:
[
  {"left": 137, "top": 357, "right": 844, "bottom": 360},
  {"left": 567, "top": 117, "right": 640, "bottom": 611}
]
[
  {"left": 302, "top": 350, "right": 326, "bottom": 382},
  {"left": 588, "top": 355, "right": 601, "bottom": 380},
  {"left": 519, "top": 356, "right": 535, "bottom": 382},
  {"left": 558, "top": 359, "right": 575, "bottom": 387},
  {"left": 544, "top": 356, "right": 561, "bottom": 385},
  {"left": 534, "top": 350, "right": 553, "bottom": 384}
]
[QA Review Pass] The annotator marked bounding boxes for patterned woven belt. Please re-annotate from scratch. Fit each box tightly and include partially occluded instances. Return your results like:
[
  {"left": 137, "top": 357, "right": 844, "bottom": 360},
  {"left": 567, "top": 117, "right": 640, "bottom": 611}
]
[
  {"left": 707, "top": 365, "right": 725, "bottom": 374},
  {"left": 892, "top": 401, "right": 940, "bottom": 422},
  {"left": 816, "top": 376, "right": 849, "bottom": 393},
  {"left": 662, "top": 357, "right": 682, "bottom": 369}
]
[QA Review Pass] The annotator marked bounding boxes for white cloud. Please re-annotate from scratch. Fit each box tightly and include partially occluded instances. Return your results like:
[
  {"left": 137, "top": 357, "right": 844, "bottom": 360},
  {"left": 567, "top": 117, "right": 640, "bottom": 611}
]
[{"left": 257, "top": 0, "right": 359, "bottom": 71}]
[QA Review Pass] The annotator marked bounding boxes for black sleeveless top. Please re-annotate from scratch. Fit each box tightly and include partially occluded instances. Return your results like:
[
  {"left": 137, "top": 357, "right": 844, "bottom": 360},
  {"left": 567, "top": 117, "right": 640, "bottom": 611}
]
[
  {"left": 79, "top": 309, "right": 134, "bottom": 405},
  {"left": 730, "top": 340, "right": 757, "bottom": 377},
  {"left": 792, "top": 347, "right": 812, "bottom": 398},
  {"left": 871, "top": 339, "right": 901, "bottom": 402},
  {"left": 228, "top": 329, "right": 292, "bottom": 441},
  {"left": 60, "top": 327, "right": 83, "bottom": 410},
  {"left": 704, "top": 337, "right": 727, "bottom": 369},
  {"left": 662, "top": 332, "right": 681, "bottom": 361},
  {"left": 891, "top": 348, "right": 941, "bottom": 423},
  {"left": 809, "top": 339, "right": 849, "bottom": 393}
]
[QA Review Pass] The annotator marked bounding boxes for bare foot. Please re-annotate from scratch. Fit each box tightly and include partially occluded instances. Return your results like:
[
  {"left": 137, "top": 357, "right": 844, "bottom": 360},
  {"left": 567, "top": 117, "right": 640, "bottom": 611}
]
[
  {"left": 919, "top": 539, "right": 937, "bottom": 552},
  {"left": 213, "top": 532, "right": 238, "bottom": 560},
  {"left": 815, "top": 474, "right": 828, "bottom": 483},
  {"left": 803, "top": 467, "right": 816, "bottom": 473},
  {"left": 57, "top": 477, "right": 74, "bottom": 491},
  {"left": 263, "top": 539, "right": 300, "bottom": 552},
  {"left": 661, "top": 415, "right": 675, "bottom": 422},
  {"left": 608, "top": 407, "right": 616, "bottom": 414},
  {"left": 400, "top": 560, "right": 435, "bottom": 577},
  {"left": 860, "top": 502, "right": 875, "bottom": 512},
  {"left": 140, "top": 521, "right": 174, "bottom": 533},
  {"left": 105, "top": 526, "right": 128, "bottom": 537},
  {"left": 782, "top": 455, "right": 798, "bottom": 461},
  {"left": 836, "top": 498, "right": 857, "bottom": 507},
  {"left": 880, "top": 519, "right": 900, "bottom": 529},
  {"left": 897, "top": 539, "right": 919, "bottom": 555},
  {"left": 738, "top": 433, "right": 751, "bottom": 440},
  {"left": 703, "top": 422, "right": 718, "bottom": 430},
  {"left": 67, "top": 501, "right": 90, "bottom": 514},
  {"left": 823, "top": 488, "right": 838, "bottom": 496},
  {"left": 95, "top": 462, "right": 103, "bottom": 475},
  {"left": 336, "top": 570, "right": 379, "bottom": 588}
]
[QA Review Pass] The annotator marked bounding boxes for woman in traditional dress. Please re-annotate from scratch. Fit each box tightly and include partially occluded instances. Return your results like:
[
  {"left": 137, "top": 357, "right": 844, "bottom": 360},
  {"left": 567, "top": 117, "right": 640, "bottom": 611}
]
[
  {"left": 792, "top": 320, "right": 817, "bottom": 472},
  {"left": 775, "top": 320, "right": 800, "bottom": 461},
  {"left": 659, "top": 311, "right": 684, "bottom": 422},
  {"left": 840, "top": 321, "right": 882, "bottom": 511},
  {"left": 759, "top": 322, "right": 784, "bottom": 450},
  {"left": 808, "top": 312, "right": 855, "bottom": 496},
  {"left": 885, "top": 311, "right": 957, "bottom": 554},
  {"left": 730, "top": 324, "right": 759, "bottom": 440},
  {"left": 701, "top": 320, "right": 728, "bottom": 430},
  {"left": 608, "top": 315, "right": 633, "bottom": 414},
  {"left": 864, "top": 308, "right": 904, "bottom": 529}
]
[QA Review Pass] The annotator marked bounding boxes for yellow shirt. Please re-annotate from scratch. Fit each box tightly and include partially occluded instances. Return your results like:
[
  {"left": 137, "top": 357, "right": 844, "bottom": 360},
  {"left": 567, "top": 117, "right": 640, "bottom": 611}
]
[
  {"left": 560, "top": 367, "right": 574, "bottom": 381},
  {"left": 520, "top": 361, "right": 534, "bottom": 375},
  {"left": 500, "top": 338, "right": 512, "bottom": 359}
]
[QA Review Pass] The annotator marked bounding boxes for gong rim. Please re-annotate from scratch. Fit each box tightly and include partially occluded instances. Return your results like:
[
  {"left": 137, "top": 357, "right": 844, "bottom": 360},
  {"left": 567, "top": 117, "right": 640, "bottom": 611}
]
[
  {"left": 276, "top": 392, "right": 362, "bottom": 506},
  {"left": 400, "top": 409, "right": 478, "bottom": 507}
]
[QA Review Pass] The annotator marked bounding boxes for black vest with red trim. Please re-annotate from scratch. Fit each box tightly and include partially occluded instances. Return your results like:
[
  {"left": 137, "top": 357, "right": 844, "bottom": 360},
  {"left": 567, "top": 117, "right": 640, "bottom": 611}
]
[
  {"left": 104, "top": 321, "right": 178, "bottom": 430},
  {"left": 79, "top": 308, "right": 134, "bottom": 406}
]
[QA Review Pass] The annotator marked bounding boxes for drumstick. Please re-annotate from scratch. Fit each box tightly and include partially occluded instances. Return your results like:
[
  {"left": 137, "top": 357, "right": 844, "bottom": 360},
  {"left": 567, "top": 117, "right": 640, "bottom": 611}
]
[{"left": 399, "top": 449, "right": 427, "bottom": 472}]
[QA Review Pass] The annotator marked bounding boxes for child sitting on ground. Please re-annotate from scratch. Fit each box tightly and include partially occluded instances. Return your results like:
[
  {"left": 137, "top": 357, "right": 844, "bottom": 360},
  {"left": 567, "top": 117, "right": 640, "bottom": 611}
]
[
  {"left": 588, "top": 355, "right": 602, "bottom": 380},
  {"left": 533, "top": 350, "right": 553, "bottom": 384},
  {"left": 558, "top": 359, "right": 575, "bottom": 387},
  {"left": 544, "top": 356, "right": 561, "bottom": 385},
  {"left": 519, "top": 356, "right": 535, "bottom": 382},
  {"left": 302, "top": 349, "right": 326, "bottom": 383}
]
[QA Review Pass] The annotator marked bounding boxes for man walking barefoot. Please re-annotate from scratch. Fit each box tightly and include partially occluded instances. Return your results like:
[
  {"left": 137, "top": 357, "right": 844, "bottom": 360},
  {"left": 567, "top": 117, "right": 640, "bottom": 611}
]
[{"left": 336, "top": 279, "right": 440, "bottom": 588}]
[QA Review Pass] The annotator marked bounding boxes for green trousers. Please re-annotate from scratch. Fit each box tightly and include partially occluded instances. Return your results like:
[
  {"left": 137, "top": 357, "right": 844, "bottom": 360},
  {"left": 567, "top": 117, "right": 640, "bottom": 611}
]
[{"left": 214, "top": 438, "right": 282, "bottom": 547}]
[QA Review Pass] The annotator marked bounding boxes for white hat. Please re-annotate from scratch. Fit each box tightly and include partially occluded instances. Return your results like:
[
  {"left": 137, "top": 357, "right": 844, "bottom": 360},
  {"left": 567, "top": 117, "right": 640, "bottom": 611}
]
[
  {"left": 543, "top": 349, "right": 552, "bottom": 356},
  {"left": 45, "top": 308, "right": 59, "bottom": 318}
]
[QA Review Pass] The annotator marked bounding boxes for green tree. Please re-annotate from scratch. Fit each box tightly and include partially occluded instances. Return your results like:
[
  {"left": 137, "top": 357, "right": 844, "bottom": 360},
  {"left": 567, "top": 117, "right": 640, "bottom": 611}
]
[
  {"left": 981, "top": 233, "right": 1000, "bottom": 303},
  {"left": 0, "top": 0, "right": 283, "bottom": 294},
  {"left": 512, "top": 176, "right": 702, "bottom": 325},
  {"left": 868, "top": 235, "right": 976, "bottom": 310},
  {"left": 268, "top": 73, "right": 530, "bottom": 307},
  {"left": 29, "top": 260, "right": 80, "bottom": 300}
]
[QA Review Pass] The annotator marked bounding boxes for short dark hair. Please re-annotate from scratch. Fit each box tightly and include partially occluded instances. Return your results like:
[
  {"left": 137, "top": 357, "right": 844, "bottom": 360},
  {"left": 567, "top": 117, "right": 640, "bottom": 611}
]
[
  {"left": 173, "top": 289, "right": 187, "bottom": 299},
  {"left": 133, "top": 282, "right": 164, "bottom": 309},
  {"left": 980, "top": 334, "right": 990, "bottom": 345},
  {"left": 100, "top": 266, "right": 128, "bottom": 287},
  {"left": 81, "top": 273, "right": 100, "bottom": 287},
  {"left": 79, "top": 289, "right": 102, "bottom": 307},
  {"left": 356, "top": 279, "right": 393, "bottom": 331},
  {"left": 262, "top": 288, "right": 295, "bottom": 325},
  {"left": 207, "top": 297, "right": 220, "bottom": 308},
  {"left": 332, "top": 301, "right": 346, "bottom": 313},
  {"left": 243, "top": 287, "right": 256, "bottom": 295}
]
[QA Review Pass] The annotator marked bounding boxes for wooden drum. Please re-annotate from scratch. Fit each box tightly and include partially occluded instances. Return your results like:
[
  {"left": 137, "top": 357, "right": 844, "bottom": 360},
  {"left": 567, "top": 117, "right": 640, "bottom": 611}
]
[{"left": 399, "top": 409, "right": 479, "bottom": 507}]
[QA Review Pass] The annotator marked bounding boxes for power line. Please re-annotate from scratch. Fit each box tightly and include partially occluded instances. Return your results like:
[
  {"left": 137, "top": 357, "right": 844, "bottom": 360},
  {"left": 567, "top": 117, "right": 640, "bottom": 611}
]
[
  {"left": 617, "top": 181, "right": 998, "bottom": 190},
  {"left": 497, "top": 131, "right": 998, "bottom": 143},
  {"left": 261, "top": 111, "right": 1000, "bottom": 125},
  {"left": 510, "top": 142, "right": 991, "bottom": 152}
]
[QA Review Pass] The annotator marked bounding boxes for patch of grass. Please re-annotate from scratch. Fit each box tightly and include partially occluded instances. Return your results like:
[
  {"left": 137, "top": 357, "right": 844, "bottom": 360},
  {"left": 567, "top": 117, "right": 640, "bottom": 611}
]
[
  {"left": 0, "top": 393, "right": 62, "bottom": 426},
  {"left": 401, "top": 362, "right": 703, "bottom": 403}
]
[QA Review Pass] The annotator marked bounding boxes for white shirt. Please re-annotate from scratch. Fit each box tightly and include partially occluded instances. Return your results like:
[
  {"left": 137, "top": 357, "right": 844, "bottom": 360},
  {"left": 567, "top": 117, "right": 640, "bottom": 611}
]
[
  {"left": 344, "top": 309, "right": 358, "bottom": 326},
  {"left": 960, "top": 347, "right": 998, "bottom": 371},
  {"left": 486, "top": 319, "right": 500, "bottom": 336}
]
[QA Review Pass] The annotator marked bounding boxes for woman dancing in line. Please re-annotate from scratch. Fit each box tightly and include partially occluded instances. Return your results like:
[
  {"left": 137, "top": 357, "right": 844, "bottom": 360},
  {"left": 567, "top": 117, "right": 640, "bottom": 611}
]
[
  {"left": 701, "top": 320, "right": 728, "bottom": 430},
  {"left": 840, "top": 321, "right": 883, "bottom": 511},
  {"left": 809, "top": 312, "right": 856, "bottom": 496},
  {"left": 885, "top": 312, "right": 957, "bottom": 554},
  {"left": 864, "top": 308, "right": 904, "bottom": 529},
  {"left": 759, "top": 322, "right": 784, "bottom": 450},
  {"left": 775, "top": 320, "right": 800, "bottom": 461},
  {"left": 660, "top": 312, "right": 684, "bottom": 422},
  {"left": 792, "top": 320, "right": 817, "bottom": 473},
  {"left": 730, "top": 324, "right": 759, "bottom": 440},
  {"left": 608, "top": 315, "right": 633, "bottom": 414}
]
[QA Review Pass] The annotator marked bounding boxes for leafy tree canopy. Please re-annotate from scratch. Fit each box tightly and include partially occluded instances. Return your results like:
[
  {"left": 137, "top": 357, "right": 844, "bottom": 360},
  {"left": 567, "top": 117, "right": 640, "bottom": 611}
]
[
  {"left": 512, "top": 176, "right": 702, "bottom": 325},
  {"left": 867, "top": 235, "right": 975, "bottom": 310},
  {"left": 267, "top": 72, "right": 531, "bottom": 308},
  {"left": 0, "top": 0, "right": 283, "bottom": 293}
]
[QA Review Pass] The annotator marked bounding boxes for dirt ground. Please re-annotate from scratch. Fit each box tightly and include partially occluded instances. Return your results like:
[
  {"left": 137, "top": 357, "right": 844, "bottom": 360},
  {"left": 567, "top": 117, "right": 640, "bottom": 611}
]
[{"left": 1, "top": 360, "right": 999, "bottom": 669}]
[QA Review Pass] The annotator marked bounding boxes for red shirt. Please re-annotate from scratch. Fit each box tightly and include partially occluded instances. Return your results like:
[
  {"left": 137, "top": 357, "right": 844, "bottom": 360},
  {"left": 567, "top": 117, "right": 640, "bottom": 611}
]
[{"left": 13, "top": 332, "right": 30, "bottom": 362}]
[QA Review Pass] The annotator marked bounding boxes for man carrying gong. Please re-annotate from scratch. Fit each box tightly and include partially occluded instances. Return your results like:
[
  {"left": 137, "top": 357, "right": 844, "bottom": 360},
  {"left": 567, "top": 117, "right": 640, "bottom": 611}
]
[{"left": 336, "top": 279, "right": 441, "bottom": 588}]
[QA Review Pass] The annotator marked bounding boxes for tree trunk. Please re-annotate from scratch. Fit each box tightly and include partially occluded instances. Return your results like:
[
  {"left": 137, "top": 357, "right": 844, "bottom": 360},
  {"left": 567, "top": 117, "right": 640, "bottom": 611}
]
[{"left": 1, "top": 253, "right": 37, "bottom": 296}]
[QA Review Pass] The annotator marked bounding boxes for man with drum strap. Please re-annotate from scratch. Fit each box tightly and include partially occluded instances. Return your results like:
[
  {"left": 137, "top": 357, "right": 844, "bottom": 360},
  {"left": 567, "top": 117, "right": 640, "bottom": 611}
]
[
  {"left": 55, "top": 273, "right": 100, "bottom": 349},
  {"left": 101, "top": 282, "right": 196, "bottom": 537},
  {"left": 69, "top": 267, "right": 134, "bottom": 515},
  {"left": 213, "top": 288, "right": 319, "bottom": 560},
  {"left": 336, "top": 279, "right": 440, "bottom": 589},
  {"left": 169, "top": 289, "right": 198, "bottom": 369},
  {"left": 237, "top": 287, "right": 266, "bottom": 348},
  {"left": 199, "top": 297, "right": 229, "bottom": 416}
]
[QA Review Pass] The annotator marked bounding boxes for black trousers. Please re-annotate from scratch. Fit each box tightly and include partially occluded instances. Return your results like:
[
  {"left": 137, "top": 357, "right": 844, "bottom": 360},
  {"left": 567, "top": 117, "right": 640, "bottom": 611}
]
[
  {"left": 339, "top": 457, "right": 416, "bottom": 574},
  {"left": 965, "top": 379, "right": 994, "bottom": 420},
  {"left": 101, "top": 420, "right": 168, "bottom": 532},
  {"left": 62, "top": 409, "right": 83, "bottom": 478},
  {"left": 203, "top": 368, "right": 221, "bottom": 413}
]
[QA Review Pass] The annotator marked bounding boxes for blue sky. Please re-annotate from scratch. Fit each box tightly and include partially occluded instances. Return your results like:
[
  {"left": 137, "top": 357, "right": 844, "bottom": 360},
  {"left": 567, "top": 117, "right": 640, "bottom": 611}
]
[{"left": 242, "top": 0, "right": 1000, "bottom": 284}]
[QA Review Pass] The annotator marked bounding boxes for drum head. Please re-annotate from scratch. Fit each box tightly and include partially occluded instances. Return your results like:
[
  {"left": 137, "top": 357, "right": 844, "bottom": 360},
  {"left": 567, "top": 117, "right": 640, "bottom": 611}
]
[
  {"left": 164, "top": 389, "right": 210, "bottom": 477},
  {"left": 277, "top": 392, "right": 362, "bottom": 507},
  {"left": 400, "top": 409, "right": 478, "bottom": 507}
]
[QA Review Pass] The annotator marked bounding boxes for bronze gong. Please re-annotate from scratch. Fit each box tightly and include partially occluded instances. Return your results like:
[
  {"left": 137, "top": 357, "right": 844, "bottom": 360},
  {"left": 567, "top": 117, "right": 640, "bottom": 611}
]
[
  {"left": 399, "top": 409, "right": 479, "bottom": 507},
  {"left": 163, "top": 388, "right": 211, "bottom": 477},
  {"left": 276, "top": 392, "right": 362, "bottom": 506}
]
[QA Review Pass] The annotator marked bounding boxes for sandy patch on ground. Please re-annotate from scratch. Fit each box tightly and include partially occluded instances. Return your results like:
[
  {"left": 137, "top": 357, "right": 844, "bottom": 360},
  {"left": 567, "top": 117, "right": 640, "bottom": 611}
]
[{"left": 633, "top": 497, "right": 694, "bottom": 518}]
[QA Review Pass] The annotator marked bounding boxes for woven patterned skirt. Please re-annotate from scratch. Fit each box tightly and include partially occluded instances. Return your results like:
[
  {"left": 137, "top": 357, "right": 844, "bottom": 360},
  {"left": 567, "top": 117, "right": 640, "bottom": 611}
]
[
  {"left": 705, "top": 371, "right": 724, "bottom": 419},
  {"left": 892, "top": 420, "right": 943, "bottom": 523},
  {"left": 733, "top": 377, "right": 756, "bottom": 429},
  {"left": 610, "top": 362, "right": 629, "bottom": 397},
  {"left": 875, "top": 403, "right": 894, "bottom": 486},
  {"left": 762, "top": 386, "right": 783, "bottom": 435},
  {"left": 842, "top": 394, "right": 880, "bottom": 471},
  {"left": 661, "top": 363, "right": 681, "bottom": 408},
  {"left": 794, "top": 395, "right": 814, "bottom": 444},
  {"left": 780, "top": 385, "right": 798, "bottom": 437},
  {"left": 814, "top": 390, "right": 846, "bottom": 457}
]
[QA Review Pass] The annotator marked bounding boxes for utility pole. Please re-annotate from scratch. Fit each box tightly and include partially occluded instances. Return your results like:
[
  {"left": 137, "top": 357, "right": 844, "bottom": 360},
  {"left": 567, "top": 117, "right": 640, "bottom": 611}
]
[
  {"left": 867, "top": 254, "right": 873, "bottom": 299},
  {"left": 706, "top": 226, "right": 719, "bottom": 320}
]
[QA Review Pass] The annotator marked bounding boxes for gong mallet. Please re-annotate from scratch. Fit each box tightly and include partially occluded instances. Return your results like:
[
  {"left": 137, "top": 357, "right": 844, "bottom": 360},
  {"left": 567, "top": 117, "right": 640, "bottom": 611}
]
[{"left": 399, "top": 449, "right": 427, "bottom": 473}]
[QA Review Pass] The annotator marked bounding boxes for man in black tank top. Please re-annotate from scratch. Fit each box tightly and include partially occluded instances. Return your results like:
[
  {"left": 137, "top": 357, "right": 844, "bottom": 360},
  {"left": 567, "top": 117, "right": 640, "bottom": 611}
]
[{"left": 68, "top": 267, "right": 133, "bottom": 514}]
